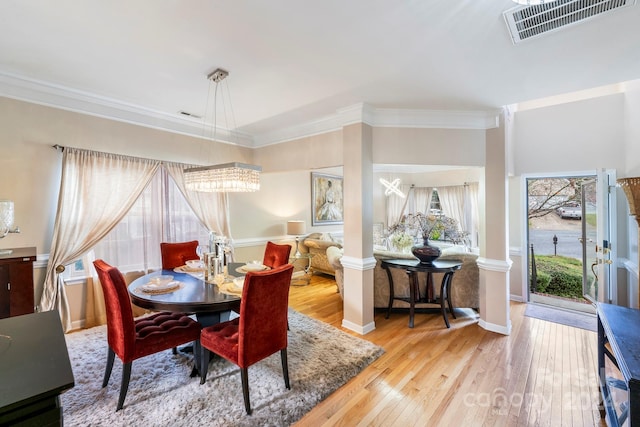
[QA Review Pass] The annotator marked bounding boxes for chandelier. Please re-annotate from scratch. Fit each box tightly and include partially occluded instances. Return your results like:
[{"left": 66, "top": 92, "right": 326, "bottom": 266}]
[
  {"left": 184, "top": 69, "right": 261, "bottom": 192},
  {"left": 184, "top": 162, "right": 261, "bottom": 192}
]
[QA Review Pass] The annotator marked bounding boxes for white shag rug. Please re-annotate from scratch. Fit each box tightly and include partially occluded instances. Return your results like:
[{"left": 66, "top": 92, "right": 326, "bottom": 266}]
[{"left": 61, "top": 309, "right": 384, "bottom": 426}]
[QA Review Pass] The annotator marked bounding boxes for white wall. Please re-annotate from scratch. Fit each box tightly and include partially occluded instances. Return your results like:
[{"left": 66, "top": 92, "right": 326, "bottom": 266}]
[
  {"left": 510, "top": 92, "right": 629, "bottom": 303},
  {"left": 512, "top": 93, "right": 625, "bottom": 175}
]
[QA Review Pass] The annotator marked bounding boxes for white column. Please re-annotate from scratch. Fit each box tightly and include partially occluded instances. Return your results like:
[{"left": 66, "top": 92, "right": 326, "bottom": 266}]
[
  {"left": 341, "top": 122, "right": 376, "bottom": 334},
  {"left": 478, "top": 109, "right": 513, "bottom": 335}
]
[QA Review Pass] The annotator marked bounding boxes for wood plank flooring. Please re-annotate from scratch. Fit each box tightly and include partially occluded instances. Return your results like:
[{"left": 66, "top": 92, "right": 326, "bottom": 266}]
[{"left": 289, "top": 274, "right": 605, "bottom": 427}]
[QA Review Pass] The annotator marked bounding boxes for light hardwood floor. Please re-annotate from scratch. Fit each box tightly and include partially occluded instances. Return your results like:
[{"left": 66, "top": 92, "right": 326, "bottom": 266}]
[{"left": 289, "top": 274, "right": 605, "bottom": 427}]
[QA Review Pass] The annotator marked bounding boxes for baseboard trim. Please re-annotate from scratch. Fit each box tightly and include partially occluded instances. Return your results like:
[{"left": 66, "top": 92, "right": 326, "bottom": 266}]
[
  {"left": 479, "top": 318, "right": 511, "bottom": 335},
  {"left": 342, "top": 319, "right": 376, "bottom": 335},
  {"left": 510, "top": 294, "right": 524, "bottom": 302}
]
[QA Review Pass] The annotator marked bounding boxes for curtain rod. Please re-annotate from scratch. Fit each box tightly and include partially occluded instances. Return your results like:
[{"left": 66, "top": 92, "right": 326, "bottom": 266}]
[{"left": 50, "top": 144, "right": 198, "bottom": 168}]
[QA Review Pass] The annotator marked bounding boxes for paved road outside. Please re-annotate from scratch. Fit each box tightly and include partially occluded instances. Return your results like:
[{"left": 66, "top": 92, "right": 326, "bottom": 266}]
[{"left": 529, "top": 213, "right": 594, "bottom": 260}]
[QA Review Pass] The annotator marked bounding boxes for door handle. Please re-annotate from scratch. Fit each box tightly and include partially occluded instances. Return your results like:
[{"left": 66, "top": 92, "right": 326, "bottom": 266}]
[{"left": 591, "top": 262, "right": 598, "bottom": 281}]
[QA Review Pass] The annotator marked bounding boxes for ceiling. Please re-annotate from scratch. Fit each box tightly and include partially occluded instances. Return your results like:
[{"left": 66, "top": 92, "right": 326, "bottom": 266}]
[{"left": 1, "top": 0, "right": 639, "bottom": 148}]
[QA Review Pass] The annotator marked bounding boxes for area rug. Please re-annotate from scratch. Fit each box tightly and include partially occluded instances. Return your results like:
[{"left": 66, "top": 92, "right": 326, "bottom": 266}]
[
  {"left": 524, "top": 303, "right": 597, "bottom": 332},
  {"left": 61, "top": 309, "right": 384, "bottom": 426}
]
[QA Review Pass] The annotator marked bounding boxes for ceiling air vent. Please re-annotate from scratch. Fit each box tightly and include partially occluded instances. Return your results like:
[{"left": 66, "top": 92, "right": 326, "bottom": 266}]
[{"left": 504, "top": 0, "right": 636, "bottom": 44}]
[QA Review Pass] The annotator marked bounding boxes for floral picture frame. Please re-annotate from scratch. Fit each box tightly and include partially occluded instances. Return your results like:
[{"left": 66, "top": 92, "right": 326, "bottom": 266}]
[{"left": 311, "top": 173, "right": 344, "bottom": 225}]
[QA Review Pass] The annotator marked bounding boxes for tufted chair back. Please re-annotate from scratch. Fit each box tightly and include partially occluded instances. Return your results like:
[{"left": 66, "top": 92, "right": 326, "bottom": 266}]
[
  {"left": 93, "top": 259, "right": 136, "bottom": 361},
  {"left": 199, "top": 264, "right": 294, "bottom": 414},
  {"left": 262, "top": 241, "right": 291, "bottom": 269},
  {"left": 92, "top": 259, "right": 201, "bottom": 411},
  {"left": 160, "top": 240, "right": 199, "bottom": 270}
]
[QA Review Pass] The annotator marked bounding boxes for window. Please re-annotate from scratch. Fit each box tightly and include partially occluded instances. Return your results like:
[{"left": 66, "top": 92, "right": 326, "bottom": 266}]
[
  {"left": 430, "top": 189, "right": 442, "bottom": 214},
  {"left": 86, "top": 169, "right": 209, "bottom": 274}
]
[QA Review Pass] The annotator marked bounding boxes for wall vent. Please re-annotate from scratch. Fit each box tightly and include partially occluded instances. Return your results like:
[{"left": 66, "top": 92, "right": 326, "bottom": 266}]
[{"left": 504, "top": 0, "right": 636, "bottom": 44}]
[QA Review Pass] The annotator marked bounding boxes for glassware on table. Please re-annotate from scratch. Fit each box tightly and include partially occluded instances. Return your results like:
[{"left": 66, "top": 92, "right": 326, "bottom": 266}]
[{"left": 196, "top": 245, "right": 205, "bottom": 261}]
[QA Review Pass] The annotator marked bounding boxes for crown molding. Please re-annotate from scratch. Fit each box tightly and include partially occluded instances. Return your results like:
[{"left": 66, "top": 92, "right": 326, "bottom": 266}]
[
  {"left": 0, "top": 71, "right": 254, "bottom": 147},
  {"left": 0, "top": 71, "right": 500, "bottom": 148},
  {"left": 248, "top": 103, "right": 501, "bottom": 147}
]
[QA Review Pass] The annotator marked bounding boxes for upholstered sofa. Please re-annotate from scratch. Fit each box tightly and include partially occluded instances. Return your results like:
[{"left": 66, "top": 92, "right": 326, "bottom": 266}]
[
  {"left": 300, "top": 233, "right": 343, "bottom": 276},
  {"left": 327, "top": 246, "right": 479, "bottom": 311}
]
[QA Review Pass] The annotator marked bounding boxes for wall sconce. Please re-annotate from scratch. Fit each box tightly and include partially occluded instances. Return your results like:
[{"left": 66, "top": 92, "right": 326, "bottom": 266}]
[
  {"left": 0, "top": 200, "right": 20, "bottom": 256},
  {"left": 287, "top": 220, "right": 306, "bottom": 257}
]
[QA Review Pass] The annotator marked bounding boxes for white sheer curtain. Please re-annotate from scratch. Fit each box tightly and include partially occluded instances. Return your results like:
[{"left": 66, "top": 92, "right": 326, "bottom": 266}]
[
  {"left": 40, "top": 148, "right": 160, "bottom": 331},
  {"left": 385, "top": 184, "right": 412, "bottom": 228},
  {"left": 412, "top": 187, "right": 434, "bottom": 214},
  {"left": 90, "top": 168, "right": 213, "bottom": 274},
  {"left": 438, "top": 185, "right": 466, "bottom": 229},
  {"left": 437, "top": 183, "right": 480, "bottom": 247},
  {"left": 464, "top": 182, "right": 480, "bottom": 248},
  {"left": 165, "top": 162, "right": 232, "bottom": 240},
  {"left": 85, "top": 166, "right": 228, "bottom": 327}
]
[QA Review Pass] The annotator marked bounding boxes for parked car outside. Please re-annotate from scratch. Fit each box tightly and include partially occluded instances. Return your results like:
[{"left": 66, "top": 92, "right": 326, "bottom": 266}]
[{"left": 556, "top": 203, "right": 582, "bottom": 220}]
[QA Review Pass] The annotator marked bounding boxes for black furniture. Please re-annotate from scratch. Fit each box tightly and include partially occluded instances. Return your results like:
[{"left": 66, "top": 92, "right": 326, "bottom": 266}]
[
  {"left": 0, "top": 247, "right": 36, "bottom": 319},
  {"left": 0, "top": 310, "right": 74, "bottom": 425},
  {"left": 128, "top": 267, "right": 242, "bottom": 327},
  {"left": 597, "top": 302, "right": 640, "bottom": 426},
  {"left": 381, "top": 258, "right": 462, "bottom": 328}
]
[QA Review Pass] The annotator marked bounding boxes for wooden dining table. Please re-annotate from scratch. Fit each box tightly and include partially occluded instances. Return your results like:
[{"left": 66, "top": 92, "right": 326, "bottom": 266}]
[
  {"left": 128, "top": 263, "right": 247, "bottom": 376},
  {"left": 127, "top": 263, "right": 245, "bottom": 327}
]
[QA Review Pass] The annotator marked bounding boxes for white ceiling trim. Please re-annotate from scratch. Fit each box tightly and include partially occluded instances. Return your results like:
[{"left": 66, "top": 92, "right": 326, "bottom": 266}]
[
  {"left": 0, "top": 71, "right": 254, "bottom": 147},
  {"left": 0, "top": 71, "right": 499, "bottom": 149},
  {"left": 254, "top": 104, "right": 500, "bottom": 147}
]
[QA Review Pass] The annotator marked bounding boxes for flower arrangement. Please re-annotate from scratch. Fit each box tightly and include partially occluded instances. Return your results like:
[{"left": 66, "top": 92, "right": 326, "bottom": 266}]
[{"left": 390, "top": 232, "right": 414, "bottom": 251}]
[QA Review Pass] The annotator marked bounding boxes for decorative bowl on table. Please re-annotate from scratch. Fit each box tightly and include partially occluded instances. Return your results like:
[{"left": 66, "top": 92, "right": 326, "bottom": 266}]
[
  {"left": 243, "top": 261, "right": 265, "bottom": 272},
  {"left": 148, "top": 275, "right": 174, "bottom": 285},
  {"left": 185, "top": 260, "right": 205, "bottom": 270}
]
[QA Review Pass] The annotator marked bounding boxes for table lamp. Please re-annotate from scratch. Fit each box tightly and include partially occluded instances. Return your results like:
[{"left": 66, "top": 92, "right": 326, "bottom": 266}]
[
  {"left": 0, "top": 200, "right": 20, "bottom": 255},
  {"left": 287, "top": 220, "right": 306, "bottom": 257}
]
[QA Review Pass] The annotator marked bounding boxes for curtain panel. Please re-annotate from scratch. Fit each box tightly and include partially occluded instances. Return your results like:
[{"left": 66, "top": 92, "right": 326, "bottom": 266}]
[
  {"left": 40, "top": 148, "right": 160, "bottom": 331},
  {"left": 41, "top": 147, "right": 232, "bottom": 331}
]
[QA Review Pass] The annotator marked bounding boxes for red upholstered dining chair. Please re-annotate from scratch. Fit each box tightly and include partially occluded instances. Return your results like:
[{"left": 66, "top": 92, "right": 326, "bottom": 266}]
[
  {"left": 160, "top": 240, "right": 199, "bottom": 270},
  {"left": 262, "top": 241, "right": 292, "bottom": 269},
  {"left": 93, "top": 259, "right": 201, "bottom": 411},
  {"left": 199, "top": 264, "right": 294, "bottom": 414}
]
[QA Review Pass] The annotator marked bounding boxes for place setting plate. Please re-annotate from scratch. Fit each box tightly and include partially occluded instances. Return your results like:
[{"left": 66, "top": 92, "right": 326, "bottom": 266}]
[
  {"left": 217, "top": 276, "right": 244, "bottom": 296},
  {"left": 235, "top": 262, "right": 269, "bottom": 274},
  {"left": 138, "top": 275, "right": 183, "bottom": 294},
  {"left": 174, "top": 259, "right": 206, "bottom": 274}
]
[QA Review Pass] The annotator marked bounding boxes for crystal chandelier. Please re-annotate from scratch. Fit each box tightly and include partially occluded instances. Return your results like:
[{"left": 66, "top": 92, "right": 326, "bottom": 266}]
[
  {"left": 184, "top": 162, "right": 261, "bottom": 192},
  {"left": 184, "top": 68, "right": 261, "bottom": 192}
]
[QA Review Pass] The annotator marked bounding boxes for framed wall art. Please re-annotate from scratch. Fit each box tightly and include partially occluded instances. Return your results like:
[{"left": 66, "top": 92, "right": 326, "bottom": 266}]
[{"left": 311, "top": 173, "right": 344, "bottom": 226}]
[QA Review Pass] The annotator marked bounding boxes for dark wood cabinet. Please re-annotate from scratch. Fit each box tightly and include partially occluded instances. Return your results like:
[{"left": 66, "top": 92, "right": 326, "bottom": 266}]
[
  {"left": 597, "top": 302, "right": 640, "bottom": 426},
  {"left": 0, "top": 247, "right": 36, "bottom": 319}
]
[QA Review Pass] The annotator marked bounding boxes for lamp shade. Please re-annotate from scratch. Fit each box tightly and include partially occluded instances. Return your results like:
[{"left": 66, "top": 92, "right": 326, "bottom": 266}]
[
  {"left": 0, "top": 200, "right": 14, "bottom": 237},
  {"left": 287, "top": 220, "right": 306, "bottom": 236}
]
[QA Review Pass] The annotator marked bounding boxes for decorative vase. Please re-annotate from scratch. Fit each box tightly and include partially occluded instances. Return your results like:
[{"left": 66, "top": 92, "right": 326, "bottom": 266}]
[{"left": 411, "top": 238, "right": 441, "bottom": 264}]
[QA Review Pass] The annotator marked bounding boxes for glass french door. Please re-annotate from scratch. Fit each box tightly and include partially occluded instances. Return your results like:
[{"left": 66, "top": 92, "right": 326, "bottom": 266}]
[{"left": 582, "top": 170, "right": 616, "bottom": 304}]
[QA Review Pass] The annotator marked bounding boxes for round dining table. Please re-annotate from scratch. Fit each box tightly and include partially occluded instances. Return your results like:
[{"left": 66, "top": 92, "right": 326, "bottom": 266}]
[{"left": 128, "top": 264, "right": 243, "bottom": 327}]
